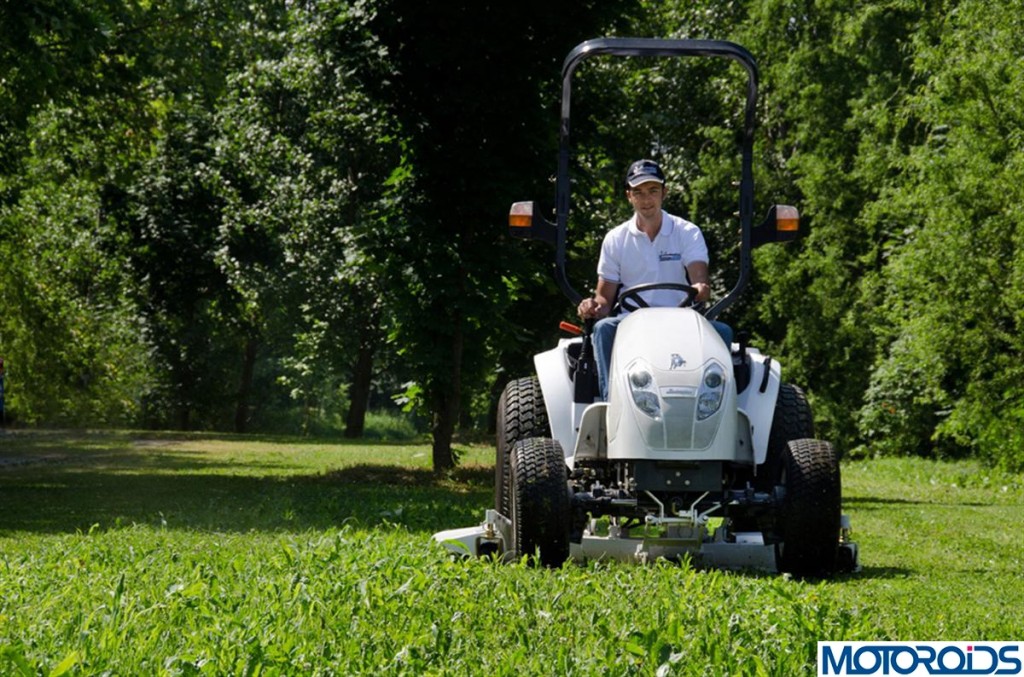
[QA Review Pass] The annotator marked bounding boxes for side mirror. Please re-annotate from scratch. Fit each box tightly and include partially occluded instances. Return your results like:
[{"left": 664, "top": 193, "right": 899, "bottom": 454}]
[
  {"left": 508, "top": 201, "right": 556, "bottom": 245},
  {"left": 751, "top": 205, "right": 800, "bottom": 248}
]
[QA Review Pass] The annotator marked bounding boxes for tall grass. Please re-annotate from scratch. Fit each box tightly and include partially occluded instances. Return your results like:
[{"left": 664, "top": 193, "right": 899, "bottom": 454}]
[{"left": 0, "top": 431, "right": 1021, "bottom": 675}]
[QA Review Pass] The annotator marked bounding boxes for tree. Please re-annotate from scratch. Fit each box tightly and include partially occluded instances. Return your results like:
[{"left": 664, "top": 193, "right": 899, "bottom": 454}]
[
  {"left": 858, "top": 0, "right": 1024, "bottom": 471},
  {"left": 0, "top": 100, "right": 150, "bottom": 425},
  {"left": 89, "top": 2, "right": 285, "bottom": 430},
  {"left": 725, "top": 0, "right": 938, "bottom": 453},
  {"left": 209, "top": 1, "right": 402, "bottom": 435},
  {"left": 368, "top": 0, "right": 635, "bottom": 469},
  {"left": 0, "top": 1, "right": 196, "bottom": 425}
]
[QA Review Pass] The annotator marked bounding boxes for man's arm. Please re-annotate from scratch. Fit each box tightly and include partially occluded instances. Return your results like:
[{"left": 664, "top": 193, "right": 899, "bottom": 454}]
[
  {"left": 578, "top": 279, "right": 620, "bottom": 319},
  {"left": 686, "top": 261, "right": 711, "bottom": 303}
]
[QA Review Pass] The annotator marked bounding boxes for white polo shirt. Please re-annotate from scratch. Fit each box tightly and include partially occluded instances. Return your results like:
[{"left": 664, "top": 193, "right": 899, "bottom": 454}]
[{"left": 597, "top": 210, "right": 709, "bottom": 310}]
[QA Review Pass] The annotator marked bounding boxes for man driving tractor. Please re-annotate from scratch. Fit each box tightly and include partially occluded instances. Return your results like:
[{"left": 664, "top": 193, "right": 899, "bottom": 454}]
[{"left": 576, "top": 158, "right": 733, "bottom": 399}]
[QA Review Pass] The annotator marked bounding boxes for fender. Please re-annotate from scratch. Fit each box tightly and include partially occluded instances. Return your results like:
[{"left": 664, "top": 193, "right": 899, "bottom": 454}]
[
  {"left": 736, "top": 348, "right": 781, "bottom": 466},
  {"left": 533, "top": 339, "right": 579, "bottom": 467}
]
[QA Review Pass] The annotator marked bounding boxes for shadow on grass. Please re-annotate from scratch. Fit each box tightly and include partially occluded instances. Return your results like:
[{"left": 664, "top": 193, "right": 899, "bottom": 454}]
[
  {"left": 840, "top": 565, "right": 913, "bottom": 580},
  {"left": 311, "top": 464, "right": 492, "bottom": 487},
  {"left": 0, "top": 428, "right": 425, "bottom": 454},
  {"left": 843, "top": 496, "right": 993, "bottom": 509},
  {"left": 0, "top": 450, "right": 494, "bottom": 537}
]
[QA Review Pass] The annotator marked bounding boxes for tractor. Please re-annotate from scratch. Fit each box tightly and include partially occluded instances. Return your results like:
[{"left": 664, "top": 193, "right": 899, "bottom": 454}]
[{"left": 434, "top": 37, "right": 859, "bottom": 577}]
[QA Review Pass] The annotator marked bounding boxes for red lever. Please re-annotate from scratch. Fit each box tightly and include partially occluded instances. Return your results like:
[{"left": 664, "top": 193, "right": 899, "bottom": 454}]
[{"left": 559, "top": 321, "right": 582, "bottom": 336}]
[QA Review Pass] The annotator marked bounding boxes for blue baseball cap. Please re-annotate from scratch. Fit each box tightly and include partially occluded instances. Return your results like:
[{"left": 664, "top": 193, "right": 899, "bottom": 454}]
[{"left": 625, "top": 159, "right": 665, "bottom": 187}]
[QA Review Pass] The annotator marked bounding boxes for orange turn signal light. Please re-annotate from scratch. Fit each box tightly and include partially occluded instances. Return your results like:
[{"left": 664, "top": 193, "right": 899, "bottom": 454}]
[
  {"left": 508, "top": 201, "right": 534, "bottom": 228},
  {"left": 776, "top": 204, "right": 800, "bottom": 232}
]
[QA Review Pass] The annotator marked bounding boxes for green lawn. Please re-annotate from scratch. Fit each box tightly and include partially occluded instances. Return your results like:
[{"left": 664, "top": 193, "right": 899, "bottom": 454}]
[{"left": 0, "top": 430, "right": 1021, "bottom": 675}]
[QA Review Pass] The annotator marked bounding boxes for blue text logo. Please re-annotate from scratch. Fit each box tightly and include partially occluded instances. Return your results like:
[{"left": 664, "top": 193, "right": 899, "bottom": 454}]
[{"left": 818, "top": 642, "right": 1022, "bottom": 676}]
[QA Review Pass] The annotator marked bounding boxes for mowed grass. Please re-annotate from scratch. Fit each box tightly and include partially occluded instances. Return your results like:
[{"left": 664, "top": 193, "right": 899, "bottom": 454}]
[{"left": 1, "top": 431, "right": 1022, "bottom": 676}]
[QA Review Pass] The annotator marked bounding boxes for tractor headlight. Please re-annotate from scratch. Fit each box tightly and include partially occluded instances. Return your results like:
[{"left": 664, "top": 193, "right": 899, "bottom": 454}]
[
  {"left": 627, "top": 363, "right": 661, "bottom": 419},
  {"left": 696, "top": 363, "right": 726, "bottom": 420}
]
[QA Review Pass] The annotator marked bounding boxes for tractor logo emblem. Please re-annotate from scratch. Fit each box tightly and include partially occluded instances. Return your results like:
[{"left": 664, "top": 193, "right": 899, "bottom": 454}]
[{"left": 670, "top": 354, "right": 685, "bottom": 370}]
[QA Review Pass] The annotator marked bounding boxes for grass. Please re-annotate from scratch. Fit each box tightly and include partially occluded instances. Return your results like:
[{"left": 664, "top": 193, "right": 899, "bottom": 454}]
[{"left": 0, "top": 430, "right": 1022, "bottom": 676}]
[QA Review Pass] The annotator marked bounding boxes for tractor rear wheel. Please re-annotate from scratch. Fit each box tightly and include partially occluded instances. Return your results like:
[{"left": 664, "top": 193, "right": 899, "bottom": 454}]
[
  {"left": 757, "top": 383, "right": 814, "bottom": 491},
  {"left": 510, "top": 437, "right": 570, "bottom": 567},
  {"left": 776, "top": 438, "right": 841, "bottom": 578},
  {"left": 495, "top": 376, "right": 548, "bottom": 514}
]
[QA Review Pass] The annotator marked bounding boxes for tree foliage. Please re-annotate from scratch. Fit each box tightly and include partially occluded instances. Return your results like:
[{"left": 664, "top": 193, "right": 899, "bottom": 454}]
[
  {"left": 856, "top": 0, "right": 1024, "bottom": 470},
  {"left": 2, "top": 0, "right": 1024, "bottom": 471}
]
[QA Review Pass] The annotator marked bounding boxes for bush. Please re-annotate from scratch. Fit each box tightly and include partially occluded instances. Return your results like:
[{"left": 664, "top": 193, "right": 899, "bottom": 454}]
[{"left": 361, "top": 410, "right": 423, "bottom": 442}]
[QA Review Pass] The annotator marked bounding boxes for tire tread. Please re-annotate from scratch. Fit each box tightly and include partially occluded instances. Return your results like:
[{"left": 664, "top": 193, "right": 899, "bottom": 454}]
[{"left": 511, "top": 437, "right": 569, "bottom": 567}]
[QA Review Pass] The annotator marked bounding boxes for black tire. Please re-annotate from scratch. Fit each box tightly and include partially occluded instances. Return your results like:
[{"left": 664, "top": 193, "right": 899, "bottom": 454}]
[
  {"left": 495, "top": 377, "right": 548, "bottom": 514},
  {"left": 757, "top": 383, "right": 814, "bottom": 491},
  {"left": 776, "top": 438, "right": 841, "bottom": 578},
  {"left": 510, "top": 437, "right": 570, "bottom": 567}
]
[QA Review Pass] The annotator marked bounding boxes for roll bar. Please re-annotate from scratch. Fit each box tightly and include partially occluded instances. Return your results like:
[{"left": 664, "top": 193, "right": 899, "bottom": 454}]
[{"left": 508, "top": 38, "right": 798, "bottom": 319}]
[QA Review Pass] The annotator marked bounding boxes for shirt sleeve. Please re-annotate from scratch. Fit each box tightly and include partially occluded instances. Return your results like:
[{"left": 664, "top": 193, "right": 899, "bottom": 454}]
[
  {"left": 596, "top": 230, "right": 621, "bottom": 284},
  {"left": 682, "top": 221, "right": 709, "bottom": 266}
]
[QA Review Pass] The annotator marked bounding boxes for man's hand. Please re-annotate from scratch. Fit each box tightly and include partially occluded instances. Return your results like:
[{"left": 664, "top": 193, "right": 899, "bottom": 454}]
[
  {"left": 692, "top": 282, "right": 711, "bottom": 304},
  {"left": 577, "top": 297, "right": 610, "bottom": 319}
]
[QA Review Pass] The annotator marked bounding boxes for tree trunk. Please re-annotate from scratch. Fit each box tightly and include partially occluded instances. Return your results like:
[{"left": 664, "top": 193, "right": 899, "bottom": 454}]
[
  {"left": 432, "top": 400, "right": 457, "bottom": 471},
  {"left": 234, "top": 335, "right": 258, "bottom": 433},
  {"left": 176, "top": 360, "right": 193, "bottom": 430},
  {"left": 431, "top": 318, "right": 463, "bottom": 472},
  {"left": 177, "top": 404, "right": 191, "bottom": 431},
  {"left": 344, "top": 325, "right": 376, "bottom": 438}
]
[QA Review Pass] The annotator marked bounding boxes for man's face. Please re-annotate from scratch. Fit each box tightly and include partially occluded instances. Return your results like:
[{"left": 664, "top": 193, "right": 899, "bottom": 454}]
[{"left": 627, "top": 181, "right": 665, "bottom": 219}]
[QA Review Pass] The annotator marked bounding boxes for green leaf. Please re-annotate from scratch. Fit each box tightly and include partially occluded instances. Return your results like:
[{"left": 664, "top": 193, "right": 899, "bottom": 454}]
[{"left": 47, "top": 651, "right": 80, "bottom": 677}]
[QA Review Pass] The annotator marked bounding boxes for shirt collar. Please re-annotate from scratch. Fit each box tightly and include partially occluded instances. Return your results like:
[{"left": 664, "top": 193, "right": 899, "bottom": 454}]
[{"left": 628, "top": 211, "right": 672, "bottom": 238}]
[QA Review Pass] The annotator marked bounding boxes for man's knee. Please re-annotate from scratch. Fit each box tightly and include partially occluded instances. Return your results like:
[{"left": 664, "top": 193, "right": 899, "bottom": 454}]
[
  {"left": 711, "top": 320, "right": 733, "bottom": 347},
  {"left": 592, "top": 316, "right": 619, "bottom": 348}
]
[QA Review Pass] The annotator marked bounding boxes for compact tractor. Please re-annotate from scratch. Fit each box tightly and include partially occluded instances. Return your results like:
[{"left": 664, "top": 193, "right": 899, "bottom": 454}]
[{"left": 434, "top": 38, "right": 859, "bottom": 577}]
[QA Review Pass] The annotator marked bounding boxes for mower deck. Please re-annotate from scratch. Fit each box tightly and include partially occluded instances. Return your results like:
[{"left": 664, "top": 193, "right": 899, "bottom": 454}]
[{"left": 433, "top": 510, "right": 860, "bottom": 573}]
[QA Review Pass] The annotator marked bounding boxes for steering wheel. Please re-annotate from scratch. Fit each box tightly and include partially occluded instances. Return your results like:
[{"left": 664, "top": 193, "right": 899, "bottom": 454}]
[{"left": 612, "top": 282, "right": 698, "bottom": 315}]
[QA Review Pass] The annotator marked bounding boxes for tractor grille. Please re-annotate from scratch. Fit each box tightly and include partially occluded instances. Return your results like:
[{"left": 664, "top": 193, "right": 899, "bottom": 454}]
[{"left": 662, "top": 396, "right": 695, "bottom": 449}]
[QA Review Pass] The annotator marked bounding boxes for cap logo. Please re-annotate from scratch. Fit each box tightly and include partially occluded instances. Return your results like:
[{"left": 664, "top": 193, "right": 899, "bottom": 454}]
[{"left": 626, "top": 159, "right": 666, "bottom": 187}]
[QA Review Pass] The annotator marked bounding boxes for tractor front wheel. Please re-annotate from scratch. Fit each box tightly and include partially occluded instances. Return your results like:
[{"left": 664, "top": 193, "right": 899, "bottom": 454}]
[
  {"left": 510, "top": 437, "right": 570, "bottom": 567},
  {"left": 776, "top": 438, "right": 841, "bottom": 578}
]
